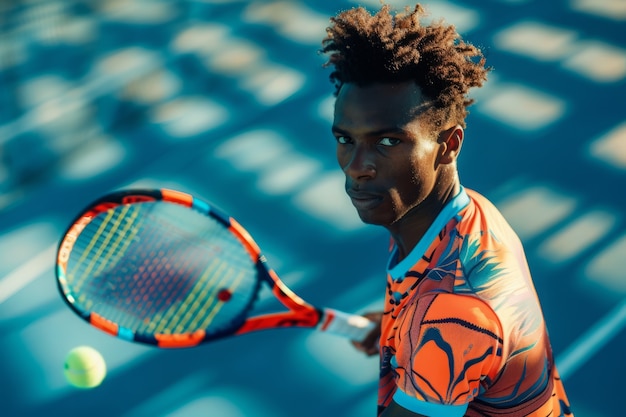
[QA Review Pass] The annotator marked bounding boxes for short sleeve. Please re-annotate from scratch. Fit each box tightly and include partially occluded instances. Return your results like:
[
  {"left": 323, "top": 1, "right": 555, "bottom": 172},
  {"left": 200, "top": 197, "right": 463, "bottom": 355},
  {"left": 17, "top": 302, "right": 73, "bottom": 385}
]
[{"left": 392, "top": 293, "right": 504, "bottom": 414}]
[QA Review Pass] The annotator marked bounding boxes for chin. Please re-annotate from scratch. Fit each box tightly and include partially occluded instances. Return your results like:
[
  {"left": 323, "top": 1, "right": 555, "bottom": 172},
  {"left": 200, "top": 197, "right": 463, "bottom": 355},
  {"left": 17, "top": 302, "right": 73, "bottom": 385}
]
[{"left": 356, "top": 211, "right": 392, "bottom": 227}]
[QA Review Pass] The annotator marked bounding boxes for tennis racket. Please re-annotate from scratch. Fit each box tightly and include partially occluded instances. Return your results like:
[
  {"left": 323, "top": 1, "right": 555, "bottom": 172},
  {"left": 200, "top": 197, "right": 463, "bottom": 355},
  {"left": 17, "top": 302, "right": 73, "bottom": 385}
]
[{"left": 56, "top": 188, "right": 375, "bottom": 348}]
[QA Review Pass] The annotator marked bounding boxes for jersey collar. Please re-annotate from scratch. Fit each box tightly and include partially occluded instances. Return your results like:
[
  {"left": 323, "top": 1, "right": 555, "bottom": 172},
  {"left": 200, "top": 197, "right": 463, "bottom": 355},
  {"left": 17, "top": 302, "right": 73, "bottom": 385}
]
[{"left": 388, "top": 187, "right": 470, "bottom": 279}]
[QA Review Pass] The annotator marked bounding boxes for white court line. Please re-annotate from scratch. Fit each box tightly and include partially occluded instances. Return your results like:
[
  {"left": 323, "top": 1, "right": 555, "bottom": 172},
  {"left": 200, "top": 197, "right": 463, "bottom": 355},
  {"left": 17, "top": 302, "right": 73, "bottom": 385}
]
[
  {"left": 556, "top": 297, "right": 626, "bottom": 380},
  {"left": 0, "top": 244, "right": 57, "bottom": 304}
]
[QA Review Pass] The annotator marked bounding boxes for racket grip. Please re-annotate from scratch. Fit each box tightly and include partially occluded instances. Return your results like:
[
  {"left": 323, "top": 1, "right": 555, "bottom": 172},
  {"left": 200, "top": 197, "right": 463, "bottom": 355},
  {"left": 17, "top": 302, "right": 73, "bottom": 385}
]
[{"left": 317, "top": 308, "right": 376, "bottom": 342}]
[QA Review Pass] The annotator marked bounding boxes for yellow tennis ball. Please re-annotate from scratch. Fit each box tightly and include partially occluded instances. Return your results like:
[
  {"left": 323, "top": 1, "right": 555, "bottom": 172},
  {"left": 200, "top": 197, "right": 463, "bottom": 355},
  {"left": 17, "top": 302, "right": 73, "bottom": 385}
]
[{"left": 64, "top": 346, "right": 107, "bottom": 389}]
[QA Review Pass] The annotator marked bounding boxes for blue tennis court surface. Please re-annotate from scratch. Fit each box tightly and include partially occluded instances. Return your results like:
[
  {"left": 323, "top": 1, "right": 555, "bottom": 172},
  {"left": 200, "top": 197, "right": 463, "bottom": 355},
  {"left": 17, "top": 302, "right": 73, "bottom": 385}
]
[{"left": 1, "top": 1, "right": 624, "bottom": 416}]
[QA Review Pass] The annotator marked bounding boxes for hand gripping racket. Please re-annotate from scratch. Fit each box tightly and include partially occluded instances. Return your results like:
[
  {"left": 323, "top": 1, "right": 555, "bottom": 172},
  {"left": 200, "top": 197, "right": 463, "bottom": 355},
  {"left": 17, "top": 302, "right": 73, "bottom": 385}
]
[{"left": 56, "top": 188, "right": 375, "bottom": 348}]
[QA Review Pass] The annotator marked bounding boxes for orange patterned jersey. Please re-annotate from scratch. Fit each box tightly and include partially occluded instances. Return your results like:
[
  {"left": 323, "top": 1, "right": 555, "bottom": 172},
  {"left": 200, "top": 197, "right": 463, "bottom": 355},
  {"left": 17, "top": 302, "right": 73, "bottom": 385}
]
[{"left": 378, "top": 188, "right": 573, "bottom": 417}]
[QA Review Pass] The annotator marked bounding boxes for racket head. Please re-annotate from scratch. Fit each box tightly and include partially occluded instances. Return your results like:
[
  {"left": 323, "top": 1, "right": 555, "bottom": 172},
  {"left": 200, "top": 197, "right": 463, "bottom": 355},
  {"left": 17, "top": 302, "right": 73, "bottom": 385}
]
[{"left": 56, "top": 188, "right": 264, "bottom": 348}]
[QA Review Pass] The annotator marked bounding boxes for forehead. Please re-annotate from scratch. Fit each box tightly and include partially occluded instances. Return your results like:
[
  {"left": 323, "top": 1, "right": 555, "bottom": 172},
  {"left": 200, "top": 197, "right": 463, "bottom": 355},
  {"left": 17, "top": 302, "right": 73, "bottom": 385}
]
[{"left": 333, "top": 81, "right": 431, "bottom": 132}]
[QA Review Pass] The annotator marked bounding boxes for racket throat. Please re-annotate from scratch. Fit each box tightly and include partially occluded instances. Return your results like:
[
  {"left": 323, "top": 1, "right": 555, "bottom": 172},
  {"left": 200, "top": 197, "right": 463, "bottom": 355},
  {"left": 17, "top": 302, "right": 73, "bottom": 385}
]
[{"left": 235, "top": 308, "right": 322, "bottom": 335}]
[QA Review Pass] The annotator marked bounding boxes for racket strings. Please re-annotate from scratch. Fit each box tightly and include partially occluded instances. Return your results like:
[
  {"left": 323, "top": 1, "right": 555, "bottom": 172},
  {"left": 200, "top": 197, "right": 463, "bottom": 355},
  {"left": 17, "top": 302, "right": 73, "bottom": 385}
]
[
  {"left": 70, "top": 205, "right": 142, "bottom": 296},
  {"left": 65, "top": 202, "right": 260, "bottom": 336}
]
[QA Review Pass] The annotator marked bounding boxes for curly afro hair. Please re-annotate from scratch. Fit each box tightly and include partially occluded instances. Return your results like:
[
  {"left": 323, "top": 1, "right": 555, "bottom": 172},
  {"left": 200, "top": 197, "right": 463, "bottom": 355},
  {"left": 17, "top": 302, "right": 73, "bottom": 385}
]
[{"left": 321, "top": 4, "right": 491, "bottom": 129}]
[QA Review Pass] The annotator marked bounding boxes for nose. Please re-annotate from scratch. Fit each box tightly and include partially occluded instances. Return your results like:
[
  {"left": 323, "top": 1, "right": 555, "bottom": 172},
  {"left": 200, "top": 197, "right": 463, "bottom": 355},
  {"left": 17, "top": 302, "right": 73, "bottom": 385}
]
[{"left": 340, "top": 144, "right": 376, "bottom": 181}]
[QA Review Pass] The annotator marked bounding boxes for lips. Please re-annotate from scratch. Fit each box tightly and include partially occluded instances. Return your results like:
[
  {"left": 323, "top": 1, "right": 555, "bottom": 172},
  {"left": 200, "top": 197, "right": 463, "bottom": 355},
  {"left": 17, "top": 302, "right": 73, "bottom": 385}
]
[{"left": 346, "top": 190, "right": 383, "bottom": 211}]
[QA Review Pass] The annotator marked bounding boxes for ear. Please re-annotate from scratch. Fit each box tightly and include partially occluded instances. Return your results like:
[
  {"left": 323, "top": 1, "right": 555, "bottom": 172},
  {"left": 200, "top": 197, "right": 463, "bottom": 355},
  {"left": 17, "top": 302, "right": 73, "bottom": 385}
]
[{"left": 438, "top": 125, "right": 464, "bottom": 164}]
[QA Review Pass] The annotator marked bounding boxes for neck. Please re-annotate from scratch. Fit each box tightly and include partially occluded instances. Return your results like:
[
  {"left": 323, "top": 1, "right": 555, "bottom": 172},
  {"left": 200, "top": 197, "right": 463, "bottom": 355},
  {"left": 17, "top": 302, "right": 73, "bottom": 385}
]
[{"left": 389, "top": 178, "right": 460, "bottom": 261}]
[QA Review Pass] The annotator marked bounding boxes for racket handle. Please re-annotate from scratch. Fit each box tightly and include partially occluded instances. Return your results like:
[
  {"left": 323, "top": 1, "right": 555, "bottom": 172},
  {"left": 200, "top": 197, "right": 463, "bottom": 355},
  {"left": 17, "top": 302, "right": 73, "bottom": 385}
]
[{"left": 317, "top": 308, "right": 376, "bottom": 342}]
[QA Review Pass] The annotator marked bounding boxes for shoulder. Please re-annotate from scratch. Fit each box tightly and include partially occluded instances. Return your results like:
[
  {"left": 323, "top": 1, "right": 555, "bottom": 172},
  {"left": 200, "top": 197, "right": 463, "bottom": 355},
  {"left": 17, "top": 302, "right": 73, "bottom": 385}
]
[
  {"left": 450, "top": 189, "right": 529, "bottom": 287},
  {"left": 464, "top": 188, "right": 498, "bottom": 212},
  {"left": 458, "top": 188, "right": 520, "bottom": 243}
]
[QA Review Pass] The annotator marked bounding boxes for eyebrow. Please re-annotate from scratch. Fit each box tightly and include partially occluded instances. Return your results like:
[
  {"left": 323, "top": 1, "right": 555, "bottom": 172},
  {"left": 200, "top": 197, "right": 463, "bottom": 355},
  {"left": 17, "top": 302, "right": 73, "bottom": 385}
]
[{"left": 331, "top": 126, "right": 410, "bottom": 137}]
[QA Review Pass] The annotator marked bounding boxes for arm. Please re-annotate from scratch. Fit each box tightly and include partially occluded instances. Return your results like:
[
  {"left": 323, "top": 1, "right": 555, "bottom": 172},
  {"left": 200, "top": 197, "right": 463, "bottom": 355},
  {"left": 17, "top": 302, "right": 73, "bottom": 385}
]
[{"left": 378, "top": 294, "right": 501, "bottom": 417}]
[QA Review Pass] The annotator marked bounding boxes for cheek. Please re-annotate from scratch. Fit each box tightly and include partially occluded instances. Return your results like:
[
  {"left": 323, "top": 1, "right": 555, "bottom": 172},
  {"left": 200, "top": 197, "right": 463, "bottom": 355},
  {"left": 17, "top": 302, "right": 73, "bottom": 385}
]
[
  {"left": 391, "top": 153, "right": 438, "bottom": 206},
  {"left": 336, "top": 147, "right": 346, "bottom": 167},
  {"left": 416, "top": 140, "right": 439, "bottom": 163},
  {"left": 410, "top": 143, "right": 439, "bottom": 180}
]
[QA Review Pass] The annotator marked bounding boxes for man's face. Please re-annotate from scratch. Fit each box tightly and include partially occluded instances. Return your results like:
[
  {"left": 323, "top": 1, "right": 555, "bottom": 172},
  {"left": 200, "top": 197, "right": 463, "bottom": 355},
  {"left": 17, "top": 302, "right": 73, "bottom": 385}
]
[{"left": 332, "top": 81, "right": 444, "bottom": 228}]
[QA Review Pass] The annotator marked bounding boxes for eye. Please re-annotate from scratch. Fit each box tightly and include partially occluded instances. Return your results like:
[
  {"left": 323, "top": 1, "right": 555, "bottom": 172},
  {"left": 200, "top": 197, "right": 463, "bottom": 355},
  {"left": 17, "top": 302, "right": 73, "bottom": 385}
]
[
  {"left": 335, "top": 136, "right": 351, "bottom": 145},
  {"left": 379, "top": 137, "right": 400, "bottom": 147}
]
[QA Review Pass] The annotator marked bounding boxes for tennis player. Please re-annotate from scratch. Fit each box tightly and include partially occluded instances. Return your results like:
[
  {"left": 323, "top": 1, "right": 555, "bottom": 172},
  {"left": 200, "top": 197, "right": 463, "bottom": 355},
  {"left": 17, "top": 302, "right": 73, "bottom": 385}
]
[{"left": 321, "top": 4, "right": 573, "bottom": 416}]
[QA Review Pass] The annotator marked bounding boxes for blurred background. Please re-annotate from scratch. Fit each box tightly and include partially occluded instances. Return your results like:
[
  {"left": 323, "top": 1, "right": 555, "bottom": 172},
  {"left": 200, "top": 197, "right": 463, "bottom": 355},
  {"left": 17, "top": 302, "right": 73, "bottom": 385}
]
[{"left": 0, "top": 0, "right": 624, "bottom": 416}]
